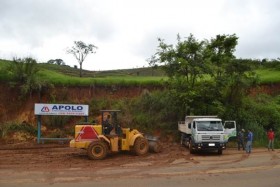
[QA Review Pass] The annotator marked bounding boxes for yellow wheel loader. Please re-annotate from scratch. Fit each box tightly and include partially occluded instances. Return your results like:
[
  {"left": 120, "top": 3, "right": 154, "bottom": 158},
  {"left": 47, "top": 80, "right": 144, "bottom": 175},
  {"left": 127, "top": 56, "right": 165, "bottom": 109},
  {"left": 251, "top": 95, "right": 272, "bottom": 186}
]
[{"left": 70, "top": 110, "right": 161, "bottom": 160}]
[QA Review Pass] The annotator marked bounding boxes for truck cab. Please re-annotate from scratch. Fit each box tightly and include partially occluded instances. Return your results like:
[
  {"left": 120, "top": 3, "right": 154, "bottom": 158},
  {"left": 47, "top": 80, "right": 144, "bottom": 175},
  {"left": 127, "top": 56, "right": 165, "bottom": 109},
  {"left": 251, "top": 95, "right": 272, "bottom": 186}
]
[{"left": 178, "top": 116, "right": 236, "bottom": 155}]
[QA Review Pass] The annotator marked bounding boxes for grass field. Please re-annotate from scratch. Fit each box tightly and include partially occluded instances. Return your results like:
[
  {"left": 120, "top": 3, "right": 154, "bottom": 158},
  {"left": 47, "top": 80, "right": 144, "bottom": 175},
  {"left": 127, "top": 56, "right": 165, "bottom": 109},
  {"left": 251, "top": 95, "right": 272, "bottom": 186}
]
[
  {"left": 1, "top": 59, "right": 280, "bottom": 86},
  {"left": 37, "top": 68, "right": 166, "bottom": 86},
  {"left": 255, "top": 68, "right": 280, "bottom": 84},
  {"left": 0, "top": 59, "right": 167, "bottom": 86}
]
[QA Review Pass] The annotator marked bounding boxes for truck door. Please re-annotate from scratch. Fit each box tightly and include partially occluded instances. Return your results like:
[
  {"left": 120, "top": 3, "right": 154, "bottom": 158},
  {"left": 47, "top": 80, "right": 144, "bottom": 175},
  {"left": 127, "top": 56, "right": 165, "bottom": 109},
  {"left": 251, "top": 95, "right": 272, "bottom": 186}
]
[
  {"left": 224, "top": 121, "right": 236, "bottom": 141},
  {"left": 190, "top": 121, "right": 197, "bottom": 142}
]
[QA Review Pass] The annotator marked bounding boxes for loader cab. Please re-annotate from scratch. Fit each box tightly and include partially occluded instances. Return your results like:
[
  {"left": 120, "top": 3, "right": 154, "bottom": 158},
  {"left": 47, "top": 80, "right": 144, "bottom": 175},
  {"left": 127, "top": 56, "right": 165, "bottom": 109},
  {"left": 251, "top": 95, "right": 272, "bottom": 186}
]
[{"left": 101, "top": 110, "right": 122, "bottom": 136}]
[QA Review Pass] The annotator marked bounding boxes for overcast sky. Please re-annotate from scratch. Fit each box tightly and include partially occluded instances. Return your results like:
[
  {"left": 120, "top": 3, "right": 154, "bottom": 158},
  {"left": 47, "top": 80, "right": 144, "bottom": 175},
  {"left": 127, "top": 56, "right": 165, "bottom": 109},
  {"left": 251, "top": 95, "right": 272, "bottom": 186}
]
[{"left": 0, "top": 0, "right": 279, "bottom": 70}]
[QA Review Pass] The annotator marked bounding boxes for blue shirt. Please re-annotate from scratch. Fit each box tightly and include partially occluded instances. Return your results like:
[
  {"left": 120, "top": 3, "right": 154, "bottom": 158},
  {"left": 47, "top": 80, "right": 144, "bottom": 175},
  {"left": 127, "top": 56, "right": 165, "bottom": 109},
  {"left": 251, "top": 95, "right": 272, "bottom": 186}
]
[{"left": 247, "top": 132, "right": 253, "bottom": 141}]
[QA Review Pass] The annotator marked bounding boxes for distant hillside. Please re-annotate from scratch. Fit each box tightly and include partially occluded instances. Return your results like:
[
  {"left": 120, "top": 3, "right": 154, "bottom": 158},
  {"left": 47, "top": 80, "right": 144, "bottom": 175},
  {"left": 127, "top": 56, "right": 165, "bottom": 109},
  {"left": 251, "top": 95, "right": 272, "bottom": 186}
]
[
  {"left": 2, "top": 58, "right": 280, "bottom": 85},
  {"left": 0, "top": 59, "right": 167, "bottom": 86},
  {"left": 37, "top": 63, "right": 166, "bottom": 78}
]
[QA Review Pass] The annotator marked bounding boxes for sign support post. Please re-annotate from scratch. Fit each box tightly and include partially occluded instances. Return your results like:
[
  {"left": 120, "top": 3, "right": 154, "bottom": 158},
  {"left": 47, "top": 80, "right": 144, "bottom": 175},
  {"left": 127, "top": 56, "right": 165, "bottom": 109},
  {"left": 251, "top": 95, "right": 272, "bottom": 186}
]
[{"left": 37, "top": 115, "right": 41, "bottom": 144}]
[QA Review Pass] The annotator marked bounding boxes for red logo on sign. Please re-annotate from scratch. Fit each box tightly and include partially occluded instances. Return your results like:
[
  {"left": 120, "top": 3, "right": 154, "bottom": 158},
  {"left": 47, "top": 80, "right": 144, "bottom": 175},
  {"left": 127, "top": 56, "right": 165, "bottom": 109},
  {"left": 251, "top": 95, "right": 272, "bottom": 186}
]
[{"left": 41, "top": 106, "right": 50, "bottom": 112}]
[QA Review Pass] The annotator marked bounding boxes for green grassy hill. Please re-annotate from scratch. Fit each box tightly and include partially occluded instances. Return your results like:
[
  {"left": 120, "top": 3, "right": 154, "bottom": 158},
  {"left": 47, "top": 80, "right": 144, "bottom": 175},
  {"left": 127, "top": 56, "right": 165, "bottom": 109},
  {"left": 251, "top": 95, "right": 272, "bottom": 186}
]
[
  {"left": 37, "top": 63, "right": 166, "bottom": 77},
  {"left": 1, "top": 59, "right": 280, "bottom": 86},
  {"left": 255, "top": 68, "right": 280, "bottom": 84},
  {"left": 0, "top": 59, "right": 167, "bottom": 86}
]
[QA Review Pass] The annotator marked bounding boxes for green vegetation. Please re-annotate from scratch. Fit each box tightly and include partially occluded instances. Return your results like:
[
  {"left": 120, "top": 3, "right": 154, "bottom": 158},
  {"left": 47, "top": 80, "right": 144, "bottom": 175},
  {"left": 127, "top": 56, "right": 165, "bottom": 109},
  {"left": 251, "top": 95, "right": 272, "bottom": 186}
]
[
  {"left": 145, "top": 33, "right": 280, "bottom": 147},
  {"left": 255, "top": 68, "right": 280, "bottom": 84},
  {"left": 88, "top": 90, "right": 280, "bottom": 148},
  {"left": 37, "top": 69, "right": 166, "bottom": 86},
  {"left": 0, "top": 59, "right": 166, "bottom": 86},
  {"left": 0, "top": 121, "right": 37, "bottom": 139},
  {"left": 1, "top": 33, "right": 280, "bottom": 147},
  {"left": 4, "top": 57, "right": 48, "bottom": 98},
  {"left": 0, "top": 59, "right": 13, "bottom": 81},
  {"left": 1, "top": 58, "right": 280, "bottom": 86}
]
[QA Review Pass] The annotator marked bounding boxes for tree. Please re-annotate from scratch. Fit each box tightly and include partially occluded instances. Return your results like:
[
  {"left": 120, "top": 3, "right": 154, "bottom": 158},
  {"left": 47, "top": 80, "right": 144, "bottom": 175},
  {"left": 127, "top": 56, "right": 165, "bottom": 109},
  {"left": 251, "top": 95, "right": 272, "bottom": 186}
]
[
  {"left": 150, "top": 33, "right": 257, "bottom": 116},
  {"left": 47, "top": 59, "right": 65, "bottom": 65},
  {"left": 9, "top": 57, "right": 41, "bottom": 97},
  {"left": 150, "top": 34, "right": 206, "bottom": 88},
  {"left": 10, "top": 57, "right": 39, "bottom": 84},
  {"left": 204, "top": 34, "right": 238, "bottom": 82},
  {"left": 67, "top": 41, "right": 97, "bottom": 77},
  {"left": 149, "top": 34, "right": 209, "bottom": 115}
]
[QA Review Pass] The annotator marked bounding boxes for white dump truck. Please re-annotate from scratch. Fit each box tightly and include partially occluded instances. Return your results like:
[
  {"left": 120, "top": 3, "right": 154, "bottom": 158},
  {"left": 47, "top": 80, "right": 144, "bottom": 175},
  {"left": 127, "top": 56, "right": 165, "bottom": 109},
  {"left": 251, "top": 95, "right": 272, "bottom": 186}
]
[{"left": 178, "top": 116, "right": 236, "bottom": 154}]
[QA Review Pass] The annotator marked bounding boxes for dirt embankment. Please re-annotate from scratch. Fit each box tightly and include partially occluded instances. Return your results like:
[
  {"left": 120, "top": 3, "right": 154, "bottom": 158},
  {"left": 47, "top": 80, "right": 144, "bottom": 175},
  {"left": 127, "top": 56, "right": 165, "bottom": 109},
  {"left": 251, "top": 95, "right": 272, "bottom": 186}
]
[
  {"left": 249, "top": 83, "right": 280, "bottom": 96},
  {"left": 0, "top": 84, "right": 161, "bottom": 124},
  {"left": 1, "top": 82, "right": 280, "bottom": 125}
]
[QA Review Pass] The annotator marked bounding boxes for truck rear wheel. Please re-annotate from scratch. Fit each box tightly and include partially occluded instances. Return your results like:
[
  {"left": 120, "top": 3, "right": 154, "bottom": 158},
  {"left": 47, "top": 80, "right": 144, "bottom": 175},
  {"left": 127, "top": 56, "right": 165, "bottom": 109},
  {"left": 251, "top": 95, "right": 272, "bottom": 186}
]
[
  {"left": 133, "top": 137, "right": 149, "bottom": 156},
  {"left": 218, "top": 149, "right": 223, "bottom": 155},
  {"left": 87, "top": 141, "right": 108, "bottom": 160},
  {"left": 180, "top": 134, "right": 184, "bottom": 146}
]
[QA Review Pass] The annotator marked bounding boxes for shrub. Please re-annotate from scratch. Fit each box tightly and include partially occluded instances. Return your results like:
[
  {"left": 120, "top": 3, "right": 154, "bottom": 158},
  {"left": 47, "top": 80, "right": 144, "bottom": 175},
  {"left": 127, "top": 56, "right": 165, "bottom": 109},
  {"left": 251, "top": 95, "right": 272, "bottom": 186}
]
[
  {"left": 0, "top": 121, "right": 37, "bottom": 139},
  {"left": 227, "top": 95, "right": 280, "bottom": 148},
  {"left": 43, "top": 116, "right": 72, "bottom": 129}
]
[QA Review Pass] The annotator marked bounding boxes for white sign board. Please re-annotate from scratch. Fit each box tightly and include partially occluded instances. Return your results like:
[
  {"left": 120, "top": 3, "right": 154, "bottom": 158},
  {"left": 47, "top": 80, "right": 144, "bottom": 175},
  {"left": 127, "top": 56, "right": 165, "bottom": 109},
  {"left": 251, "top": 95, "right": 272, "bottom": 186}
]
[{"left": 35, "top": 103, "right": 89, "bottom": 116}]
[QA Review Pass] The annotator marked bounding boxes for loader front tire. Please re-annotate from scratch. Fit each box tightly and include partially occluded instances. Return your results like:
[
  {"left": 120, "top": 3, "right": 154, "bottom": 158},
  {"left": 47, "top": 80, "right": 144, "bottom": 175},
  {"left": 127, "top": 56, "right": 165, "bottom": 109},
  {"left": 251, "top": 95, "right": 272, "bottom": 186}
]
[
  {"left": 133, "top": 137, "right": 149, "bottom": 156},
  {"left": 87, "top": 141, "right": 108, "bottom": 160}
]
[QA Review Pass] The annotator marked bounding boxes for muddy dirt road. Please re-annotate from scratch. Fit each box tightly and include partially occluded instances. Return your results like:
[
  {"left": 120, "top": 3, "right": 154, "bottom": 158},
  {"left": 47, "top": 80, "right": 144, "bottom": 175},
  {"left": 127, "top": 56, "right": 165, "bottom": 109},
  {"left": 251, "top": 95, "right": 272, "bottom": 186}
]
[{"left": 0, "top": 143, "right": 279, "bottom": 187}]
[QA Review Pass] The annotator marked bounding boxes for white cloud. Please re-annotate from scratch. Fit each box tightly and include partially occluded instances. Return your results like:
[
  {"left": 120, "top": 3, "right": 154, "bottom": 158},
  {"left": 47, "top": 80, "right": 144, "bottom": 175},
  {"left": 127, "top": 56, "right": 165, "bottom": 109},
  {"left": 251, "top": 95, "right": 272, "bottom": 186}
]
[{"left": 0, "top": 0, "right": 279, "bottom": 70}]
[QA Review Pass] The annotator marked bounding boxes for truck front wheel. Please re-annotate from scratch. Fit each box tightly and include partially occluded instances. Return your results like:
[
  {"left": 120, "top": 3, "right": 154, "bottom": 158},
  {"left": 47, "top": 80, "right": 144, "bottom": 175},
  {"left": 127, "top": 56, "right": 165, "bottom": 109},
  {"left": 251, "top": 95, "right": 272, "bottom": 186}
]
[
  {"left": 218, "top": 149, "right": 223, "bottom": 155},
  {"left": 189, "top": 140, "right": 195, "bottom": 154}
]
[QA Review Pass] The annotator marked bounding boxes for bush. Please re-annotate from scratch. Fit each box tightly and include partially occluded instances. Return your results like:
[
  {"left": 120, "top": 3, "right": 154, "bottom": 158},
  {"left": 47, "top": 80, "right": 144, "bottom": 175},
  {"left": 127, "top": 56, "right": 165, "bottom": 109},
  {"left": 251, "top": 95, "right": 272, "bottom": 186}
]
[
  {"left": 45, "top": 129, "right": 66, "bottom": 138},
  {"left": 43, "top": 115, "right": 72, "bottom": 129},
  {"left": 0, "top": 121, "right": 37, "bottom": 139},
  {"left": 121, "top": 90, "right": 185, "bottom": 134},
  {"left": 226, "top": 95, "right": 280, "bottom": 148},
  {"left": 66, "top": 86, "right": 280, "bottom": 148}
]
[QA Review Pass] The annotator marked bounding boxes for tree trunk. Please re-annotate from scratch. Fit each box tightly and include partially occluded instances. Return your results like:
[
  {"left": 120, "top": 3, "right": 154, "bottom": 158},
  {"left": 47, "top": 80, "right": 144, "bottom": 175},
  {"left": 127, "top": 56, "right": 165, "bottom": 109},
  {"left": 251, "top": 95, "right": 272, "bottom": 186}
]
[{"left": 80, "top": 63, "right": 82, "bottom": 77}]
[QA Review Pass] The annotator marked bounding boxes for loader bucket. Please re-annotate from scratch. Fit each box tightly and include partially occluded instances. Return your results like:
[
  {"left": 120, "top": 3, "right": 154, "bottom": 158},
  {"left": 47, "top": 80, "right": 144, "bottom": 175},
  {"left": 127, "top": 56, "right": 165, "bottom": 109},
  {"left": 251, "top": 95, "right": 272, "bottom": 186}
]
[{"left": 145, "top": 135, "right": 162, "bottom": 153}]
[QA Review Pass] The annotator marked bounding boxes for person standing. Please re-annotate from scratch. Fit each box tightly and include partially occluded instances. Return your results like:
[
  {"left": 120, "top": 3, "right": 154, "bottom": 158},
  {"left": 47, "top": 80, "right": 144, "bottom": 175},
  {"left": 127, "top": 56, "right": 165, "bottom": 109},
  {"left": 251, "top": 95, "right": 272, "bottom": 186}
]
[
  {"left": 267, "top": 128, "right": 275, "bottom": 151},
  {"left": 237, "top": 129, "right": 245, "bottom": 150},
  {"left": 246, "top": 129, "right": 253, "bottom": 154}
]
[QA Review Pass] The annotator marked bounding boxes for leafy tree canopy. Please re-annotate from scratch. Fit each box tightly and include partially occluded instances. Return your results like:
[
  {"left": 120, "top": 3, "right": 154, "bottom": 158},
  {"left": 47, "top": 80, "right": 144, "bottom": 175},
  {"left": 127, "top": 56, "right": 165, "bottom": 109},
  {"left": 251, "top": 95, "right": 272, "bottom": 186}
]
[
  {"left": 150, "top": 33, "right": 256, "bottom": 115},
  {"left": 67, "top": 41, "right": 97, "bottom": 77},
  {"left": 47, "top": 59, "right": 65, "bottom": 66}
]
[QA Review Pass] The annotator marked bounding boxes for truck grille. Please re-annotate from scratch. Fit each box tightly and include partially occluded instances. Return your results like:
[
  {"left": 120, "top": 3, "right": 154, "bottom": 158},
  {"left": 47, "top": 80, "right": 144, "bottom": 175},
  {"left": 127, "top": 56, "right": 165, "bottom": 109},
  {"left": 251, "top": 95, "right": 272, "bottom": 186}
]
[{"left": 201, "top": 135, "right": 221, "bottom": 141}]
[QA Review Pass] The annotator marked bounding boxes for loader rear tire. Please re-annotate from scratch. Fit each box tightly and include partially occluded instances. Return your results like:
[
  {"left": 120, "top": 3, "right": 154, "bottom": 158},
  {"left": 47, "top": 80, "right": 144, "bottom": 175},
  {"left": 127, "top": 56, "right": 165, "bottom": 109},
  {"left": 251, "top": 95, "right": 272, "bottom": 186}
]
[
  {"left": 87, "top": 141, "right": 108, "bottom": 160},
  {"left": 133, "top": 137, "right": 149, "bottom": 156}
]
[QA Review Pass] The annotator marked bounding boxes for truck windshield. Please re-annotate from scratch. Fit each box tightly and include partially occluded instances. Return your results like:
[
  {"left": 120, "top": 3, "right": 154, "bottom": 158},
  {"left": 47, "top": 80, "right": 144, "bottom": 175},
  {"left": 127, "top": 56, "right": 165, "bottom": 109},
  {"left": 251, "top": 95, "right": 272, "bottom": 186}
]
[{"left": 196, "top": 121, "right": 223, "bottom": 131}]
